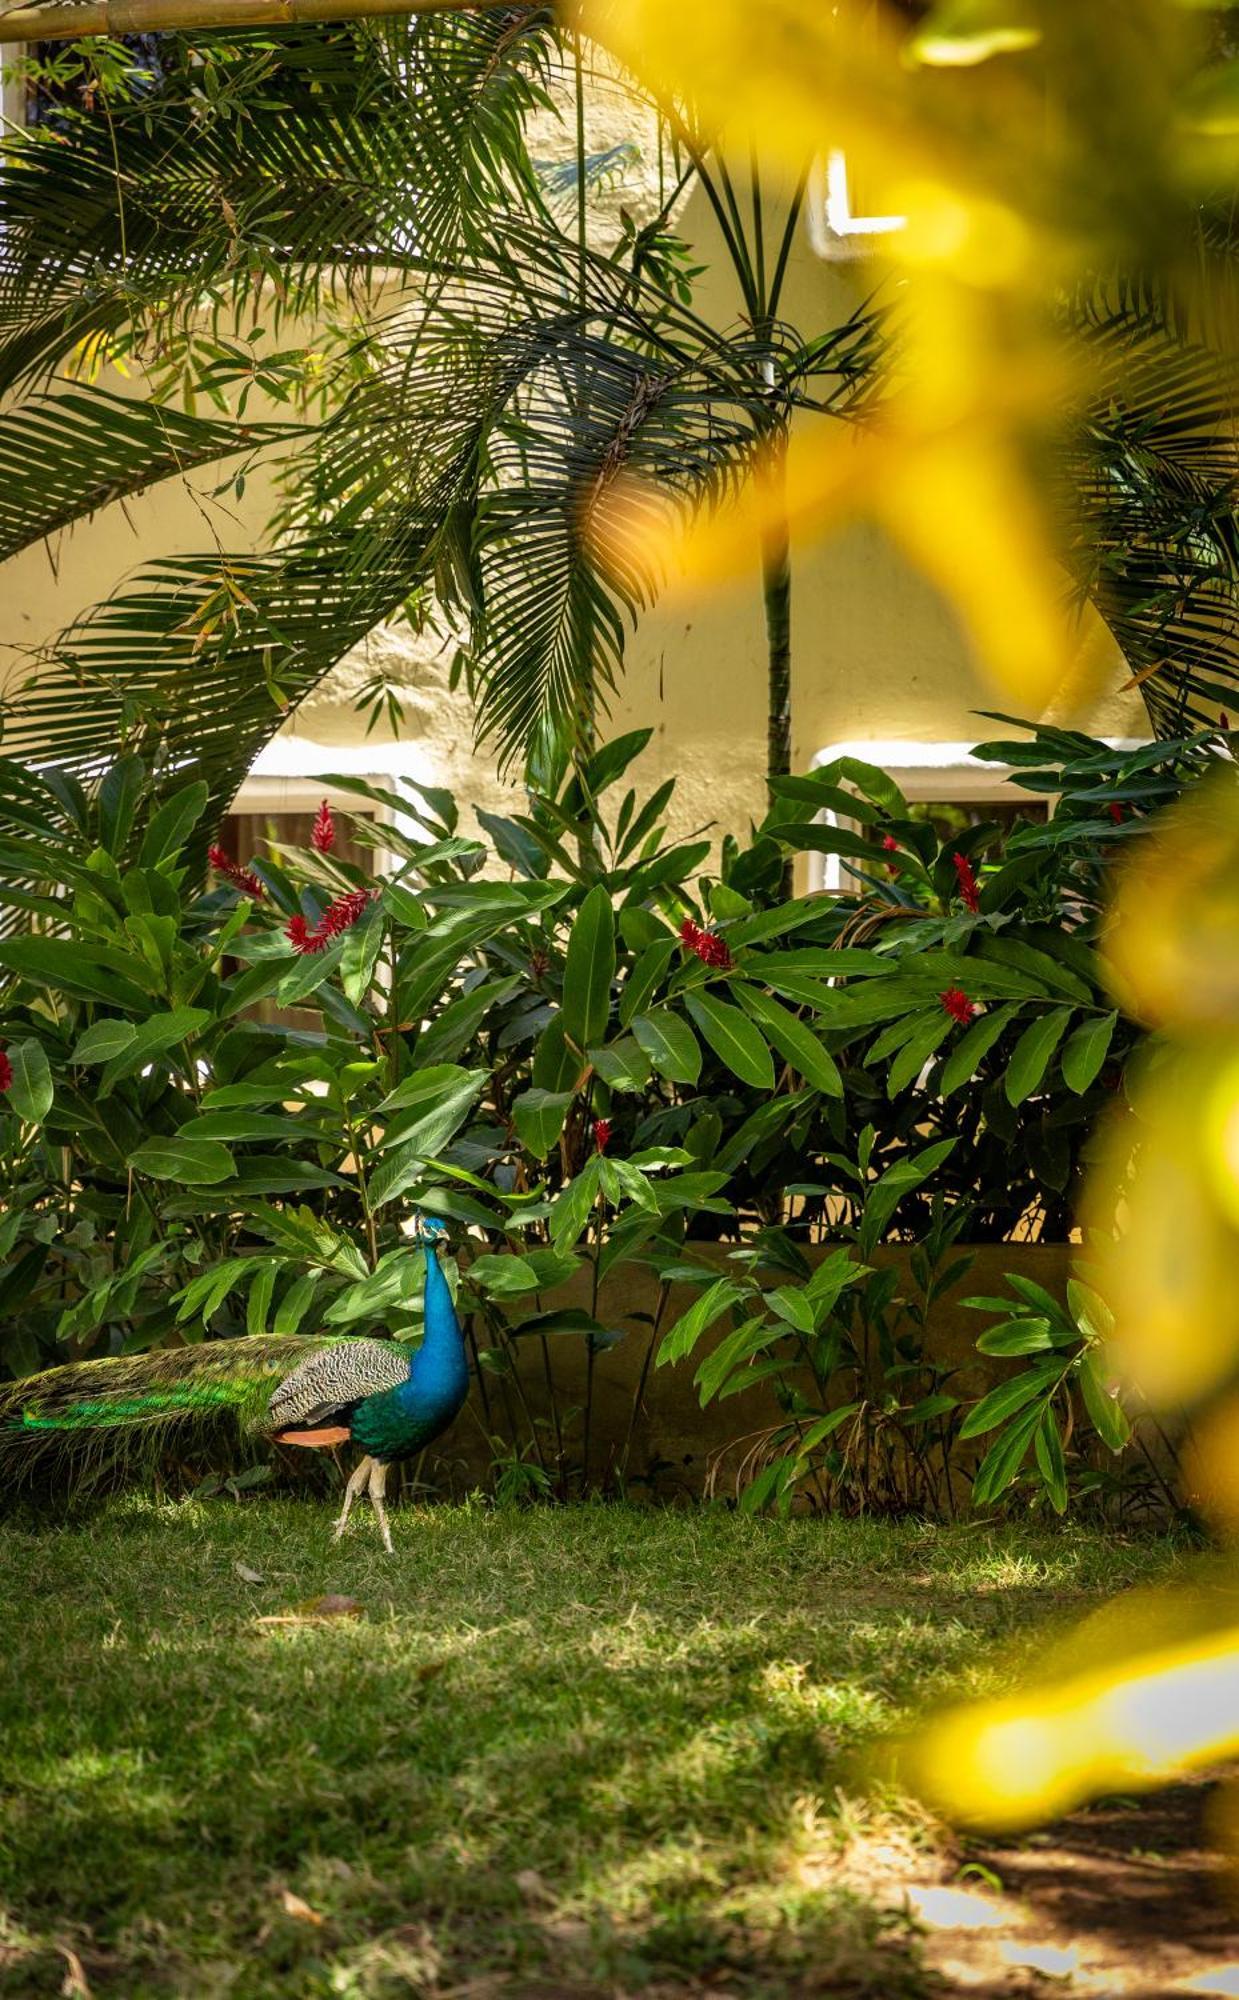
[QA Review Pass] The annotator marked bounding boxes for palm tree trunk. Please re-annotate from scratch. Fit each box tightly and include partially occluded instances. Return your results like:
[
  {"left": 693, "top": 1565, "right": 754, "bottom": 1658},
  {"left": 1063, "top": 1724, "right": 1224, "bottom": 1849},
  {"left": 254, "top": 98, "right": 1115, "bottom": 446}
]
[
  {"left": 758, "top": 431, "right": 793, "bottom": 895},
  {"left": 761, "top": 497, "right": 792, "bottom": 790}
]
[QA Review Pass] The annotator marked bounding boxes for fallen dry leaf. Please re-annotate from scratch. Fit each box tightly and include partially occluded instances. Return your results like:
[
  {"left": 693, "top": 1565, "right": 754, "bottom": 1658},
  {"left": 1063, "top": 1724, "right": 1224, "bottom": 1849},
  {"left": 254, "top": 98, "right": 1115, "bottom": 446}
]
[
  {"left": 58, "top": 1948, "right": 91, "bottom": 2000},
  {"left": 234, "top": 1562, "right": 264, "bottom": 1585},
  {"left": 257, "top": 1594, "right": 365, "bottom": 1626},
  {"left": 514, "top": 1869, "right": 554, "bottom": 1906},
  {"left": 279, "top": 1890, "right": 324, "bottom": 1927}
]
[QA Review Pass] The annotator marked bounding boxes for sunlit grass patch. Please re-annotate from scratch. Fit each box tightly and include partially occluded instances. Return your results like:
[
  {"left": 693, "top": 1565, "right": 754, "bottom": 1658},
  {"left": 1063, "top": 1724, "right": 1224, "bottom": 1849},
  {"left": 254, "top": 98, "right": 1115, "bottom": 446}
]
[{"left": 0, "top": 1502, "right": 1182, "bottom": 1998}]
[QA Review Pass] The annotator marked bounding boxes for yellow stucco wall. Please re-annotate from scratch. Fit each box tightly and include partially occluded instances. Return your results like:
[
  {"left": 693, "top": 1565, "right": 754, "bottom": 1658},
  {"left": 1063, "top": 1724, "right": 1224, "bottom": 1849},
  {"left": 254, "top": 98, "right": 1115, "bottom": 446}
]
[{"left": 0, "top": 54, "right": 1147, "bottom": 843}]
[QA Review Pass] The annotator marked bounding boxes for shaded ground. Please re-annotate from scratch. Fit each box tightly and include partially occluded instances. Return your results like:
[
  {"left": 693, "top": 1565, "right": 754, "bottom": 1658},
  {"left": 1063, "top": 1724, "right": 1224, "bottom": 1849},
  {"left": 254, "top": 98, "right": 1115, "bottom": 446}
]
[
  {"left": 843, "top": 1778, "right": 1237, "bottom": 1997},
  {"left": 0, "top": 1502, "right": 1230, "bottom": 1998}
]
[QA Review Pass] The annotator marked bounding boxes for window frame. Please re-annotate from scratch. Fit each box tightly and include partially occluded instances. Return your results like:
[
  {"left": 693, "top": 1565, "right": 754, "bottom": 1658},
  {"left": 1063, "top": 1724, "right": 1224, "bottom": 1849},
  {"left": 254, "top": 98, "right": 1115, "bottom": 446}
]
[
  {"left": 805, "top": 736, "right": 1151, "bottom": 893},
  {"left": 805, "top": 150, "right": 907, "bottom": 263}
]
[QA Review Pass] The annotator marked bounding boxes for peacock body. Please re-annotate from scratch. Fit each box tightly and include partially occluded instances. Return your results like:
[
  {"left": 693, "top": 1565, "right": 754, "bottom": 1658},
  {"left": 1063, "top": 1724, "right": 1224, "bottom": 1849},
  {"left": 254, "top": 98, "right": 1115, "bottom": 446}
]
[{"left": 0, "top": 1216, "right": 467, "bottom": 1550}]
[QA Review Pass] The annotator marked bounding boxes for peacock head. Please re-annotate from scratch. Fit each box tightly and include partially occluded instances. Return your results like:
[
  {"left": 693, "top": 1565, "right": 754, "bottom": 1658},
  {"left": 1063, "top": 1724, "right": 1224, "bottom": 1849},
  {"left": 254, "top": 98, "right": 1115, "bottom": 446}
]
[{"left": 413, "top": 1211, "right": 449, "bottom": 1252}]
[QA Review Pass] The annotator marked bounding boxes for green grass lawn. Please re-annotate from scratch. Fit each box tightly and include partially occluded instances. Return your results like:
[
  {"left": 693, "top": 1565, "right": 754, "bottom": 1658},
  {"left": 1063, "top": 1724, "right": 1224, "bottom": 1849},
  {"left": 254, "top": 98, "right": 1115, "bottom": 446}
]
[{"left": 0, "top": 1502, "right": 1184, "bottom": 1999}]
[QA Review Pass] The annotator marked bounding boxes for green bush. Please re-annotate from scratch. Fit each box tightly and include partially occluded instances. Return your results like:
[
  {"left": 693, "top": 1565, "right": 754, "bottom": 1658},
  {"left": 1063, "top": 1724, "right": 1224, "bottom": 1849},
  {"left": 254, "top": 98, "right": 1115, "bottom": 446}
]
[{"left": 0, "top": 719, "right": 1223, "bottom": 1511}]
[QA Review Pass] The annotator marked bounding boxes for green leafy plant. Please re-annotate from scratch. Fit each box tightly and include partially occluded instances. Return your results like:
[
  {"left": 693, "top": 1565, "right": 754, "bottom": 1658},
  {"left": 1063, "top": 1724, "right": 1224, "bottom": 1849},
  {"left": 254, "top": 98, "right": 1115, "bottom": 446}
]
[
  {"left": 770, "top": 719, "right": 1233, "bottom": 1241},
  {"left": 0, "top": 720, "right": 1214, "bottom": 1511},
  {"left": 652, "top": 1177, "right": 975, "bottom": 1517},
  {"left": 961, "top": 1274, "right": 1139, "bottom": 1515}
]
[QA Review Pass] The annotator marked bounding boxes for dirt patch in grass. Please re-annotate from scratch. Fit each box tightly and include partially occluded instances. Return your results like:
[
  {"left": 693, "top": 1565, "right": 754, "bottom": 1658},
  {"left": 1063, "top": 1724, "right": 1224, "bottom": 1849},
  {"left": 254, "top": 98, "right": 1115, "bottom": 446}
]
[{"left": 809, "top": 1774, "right": 1237, "bottom": 1999}]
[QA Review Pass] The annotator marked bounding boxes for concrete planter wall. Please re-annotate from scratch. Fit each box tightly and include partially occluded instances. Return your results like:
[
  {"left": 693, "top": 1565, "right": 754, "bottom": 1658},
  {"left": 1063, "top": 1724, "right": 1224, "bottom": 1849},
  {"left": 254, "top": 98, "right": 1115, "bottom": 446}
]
[{"left": 427, "top": 1241, "right": 1075, "bottom": 1501}]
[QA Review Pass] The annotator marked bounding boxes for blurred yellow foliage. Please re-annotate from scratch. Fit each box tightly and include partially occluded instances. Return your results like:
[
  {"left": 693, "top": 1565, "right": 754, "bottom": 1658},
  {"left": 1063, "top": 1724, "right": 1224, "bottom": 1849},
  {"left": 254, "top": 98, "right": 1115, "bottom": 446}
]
[
  {"left": 578, "top": 0, "right": 1239, "bottom": 1865},
  {"left": 909, "top": 1604, "right": 1239, "bottom": 1831},
  {"left": 926, "top": 787, "right": 1239, "bottom": 1839},
  {"left": 1108, "top": 776, "right": 1239, "bottom": 1032},
  {"left": 578, "top": 0, "right": 1226, "bottom": 713}
]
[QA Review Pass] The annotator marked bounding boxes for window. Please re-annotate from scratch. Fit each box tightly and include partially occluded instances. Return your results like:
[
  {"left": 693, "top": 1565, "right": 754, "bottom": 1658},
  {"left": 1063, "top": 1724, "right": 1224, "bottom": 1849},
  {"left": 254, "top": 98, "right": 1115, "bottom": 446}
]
[
  {"left": 806, "top": 151, "right": 907, "bottom": 262},
  {"left": 805, "top": 738, "right": 1147, "bottom": 893},
  {"left": 224, "top": 755, "right": 392, "bottom": 1027},
  {"left": 220, "top": 804, "right": 377, "bottom": 882}
]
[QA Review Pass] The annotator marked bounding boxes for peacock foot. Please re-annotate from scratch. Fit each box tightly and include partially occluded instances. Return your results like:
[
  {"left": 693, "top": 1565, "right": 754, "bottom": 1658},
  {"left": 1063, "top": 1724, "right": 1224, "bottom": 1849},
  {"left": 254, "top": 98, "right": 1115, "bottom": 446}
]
[{"left": 331, "top": 1454, "right": 394, "bottom": 1554}]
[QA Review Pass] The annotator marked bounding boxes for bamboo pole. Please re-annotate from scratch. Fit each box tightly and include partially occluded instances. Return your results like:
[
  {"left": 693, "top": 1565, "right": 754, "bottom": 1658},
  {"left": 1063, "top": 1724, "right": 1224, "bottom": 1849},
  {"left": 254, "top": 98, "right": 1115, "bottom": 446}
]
[{"left": 0, "top": 0, "right": 484, "bottom": 43}]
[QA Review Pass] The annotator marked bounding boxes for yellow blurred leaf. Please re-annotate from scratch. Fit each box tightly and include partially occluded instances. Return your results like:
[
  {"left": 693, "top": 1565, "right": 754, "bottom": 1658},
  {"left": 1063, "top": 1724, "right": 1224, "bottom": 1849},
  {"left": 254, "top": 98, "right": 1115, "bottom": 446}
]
[
  {"left": 591, "top": 411, "right": 1076, "bottom": 709},
  {"left": 1184, "top": 1396, "right": 1239, "bottom": 1534},
  {"left": 579, "top": 0, "right": 1009, "bottom": 206},
  {"left": 1107, "top": 772, "right": 1239, "bottom": 1030},
  {"left": 907, "top": 1615, "right": 1239, "bottom": 1831},
  {"left": 1084, "top": 1082, "right": 1239, "bottom": 1410},
  {"left": 911, "top": 0, "right": 1042, "bottom": 67}
]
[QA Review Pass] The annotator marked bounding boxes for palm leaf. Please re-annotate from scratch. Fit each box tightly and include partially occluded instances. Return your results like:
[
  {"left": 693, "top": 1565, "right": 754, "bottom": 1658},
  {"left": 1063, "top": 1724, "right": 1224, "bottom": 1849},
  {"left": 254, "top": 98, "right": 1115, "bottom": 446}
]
[
  {"left": 1063, "top": 291, "right": 1239, "bottom": 731},
  {"left": 0, "top": 14, "right": 560, "bottom": 392},
  {"left": 0, "top": 387, "right": 295, "bottom": 561}
]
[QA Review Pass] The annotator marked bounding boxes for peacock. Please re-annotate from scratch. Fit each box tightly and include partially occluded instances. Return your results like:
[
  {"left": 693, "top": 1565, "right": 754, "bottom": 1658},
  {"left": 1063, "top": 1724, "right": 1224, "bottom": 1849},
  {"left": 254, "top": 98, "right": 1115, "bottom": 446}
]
[{"left": 0, "top": 1213, "right": 468, "bottom": 1552}]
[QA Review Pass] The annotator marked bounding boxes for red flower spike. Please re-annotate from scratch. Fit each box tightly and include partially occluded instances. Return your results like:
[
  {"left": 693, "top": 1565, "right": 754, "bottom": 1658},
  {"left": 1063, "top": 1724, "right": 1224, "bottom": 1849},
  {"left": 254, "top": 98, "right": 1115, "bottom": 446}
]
[
  {"left": 1108, "top": 802, "right": 1125, "bottom": 825},
  {"left": 679, "top": 918, "right": 733, "bottom": 970},
  {"left": 952, "top": 851, "right": 981, "bottom": 913},
  {"left": 321, "top": 887, "right": 373, "bottom": 937},
  {"left": 881, "top": 834, "right": 900, "bottom": 854},
  {"left": 593, "top": 1118, "right": 612, "bottom": 1154},
  {"left": 208, "top": 843, "right": 264, "bottom": 900},
  {"left": 941, "top": 987, "right": 975, "bottom": 1027},
  {"left": 285, "top": 887, "right": 375, "bottom": 956},
  {"left": 311, "top": 798, "right": 336, "bottom": 854},
  {"left": 286, "top": 913, "right": 325, "bottom": 955},
  {"left": 0, "top": 1048, "right": 11, "bottom": 1093}
]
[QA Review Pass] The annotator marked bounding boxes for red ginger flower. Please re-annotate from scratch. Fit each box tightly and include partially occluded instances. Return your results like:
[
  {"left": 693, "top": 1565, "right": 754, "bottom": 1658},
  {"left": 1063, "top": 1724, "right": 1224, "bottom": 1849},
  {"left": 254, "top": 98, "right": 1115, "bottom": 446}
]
[
  {"left": 285, "top": 886, "right": 375, "bottom": 955},
  {"left": 311, "top": 798, "right": 335, "bottom": 854},
  {"left": 952, "top": 851, "right": 981, "bottom": 913},
  {"left": 208, "top": 844, "right": 264, "bottom": 900},
  {"left": 679, "top": 917, "right": 733, "bottom": 971},
  {"left": 881, "top": 834, "right": 899, "bottom": 853},
  {"left": 593, "top": 1117, "right": 612, "bottom": 1154},
  {"left": 286, "top": 913, "right": 324, "bottom": 955},
  {"left": 941, "top": 987, "right": 976, "bottom": 1027},
  {"left": 319, "top": 887, "right": 372, "bottom": 938},
  {"left": 1108, "top": 802, "right": 1125, "bottom": 825},
  {"left": 0, "top": 1048, "right": 11, "bottom": 1093}
]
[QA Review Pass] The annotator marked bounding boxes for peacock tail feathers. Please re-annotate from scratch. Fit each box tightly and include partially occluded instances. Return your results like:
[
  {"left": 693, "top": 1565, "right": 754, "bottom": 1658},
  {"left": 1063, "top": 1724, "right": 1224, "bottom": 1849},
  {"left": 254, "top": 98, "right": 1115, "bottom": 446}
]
[{"left": 0, "top": 1335, "right": 402, "bottom": 1494}]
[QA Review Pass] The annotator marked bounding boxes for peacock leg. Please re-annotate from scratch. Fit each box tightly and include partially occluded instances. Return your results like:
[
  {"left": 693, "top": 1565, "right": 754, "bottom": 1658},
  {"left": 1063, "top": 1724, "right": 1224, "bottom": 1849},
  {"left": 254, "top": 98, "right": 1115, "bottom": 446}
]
[
  {"left": 333, "top": 1455, "right": 373, "bottom": 1541},
  {"left": 367, "top": 1458, "right": 394, "bottom": 1555}
]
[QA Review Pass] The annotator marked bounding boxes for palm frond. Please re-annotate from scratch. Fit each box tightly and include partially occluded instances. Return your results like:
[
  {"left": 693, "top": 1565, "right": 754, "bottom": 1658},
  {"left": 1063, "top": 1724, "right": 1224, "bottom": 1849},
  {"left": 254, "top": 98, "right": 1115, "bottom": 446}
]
[
  {"left": 1064, "top": 296, "right": 1239, "bottom": 731},
  {"left": 0, "top": 387, "right": 294, "bottom": 561},
  {"left": 0, "top": 12, "right": 561, "bottom": 393}
]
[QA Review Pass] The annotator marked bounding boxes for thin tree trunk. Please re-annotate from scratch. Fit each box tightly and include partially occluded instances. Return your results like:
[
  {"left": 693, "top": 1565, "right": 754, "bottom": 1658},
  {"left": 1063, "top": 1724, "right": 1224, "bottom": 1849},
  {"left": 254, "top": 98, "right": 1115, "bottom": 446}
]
[
  {"left": 762, "top": 501, "right": 792, "bottom": 789},
  {"left": 759, "top": 431, "right": 794, "bottom": 894},
  {"left": 2, "top": 0, "right": 475, "bottom": 39}
]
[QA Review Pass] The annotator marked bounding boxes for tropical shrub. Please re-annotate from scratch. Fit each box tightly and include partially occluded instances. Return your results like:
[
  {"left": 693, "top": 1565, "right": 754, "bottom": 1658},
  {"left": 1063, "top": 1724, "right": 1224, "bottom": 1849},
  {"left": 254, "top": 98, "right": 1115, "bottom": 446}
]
[
  {"left": 959, "top": 1271, "right": 1140, "bottom": 1517},
  {"left": 656, "top": 1188, "right": 975, "bottom": 1518},
  {"left": 0, "top": 719, "right": 1222, "bottom": 1509},
  {"left": 772, "top": 718, "right": 1230, "bottom": 1242}
]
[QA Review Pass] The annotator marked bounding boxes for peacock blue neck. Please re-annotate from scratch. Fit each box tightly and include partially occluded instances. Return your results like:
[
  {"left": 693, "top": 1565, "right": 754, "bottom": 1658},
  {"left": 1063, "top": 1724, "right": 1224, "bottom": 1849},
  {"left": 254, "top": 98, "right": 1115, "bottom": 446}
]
[{"left": 401, "top": 1243, "right": 468, "bottom": 1408}]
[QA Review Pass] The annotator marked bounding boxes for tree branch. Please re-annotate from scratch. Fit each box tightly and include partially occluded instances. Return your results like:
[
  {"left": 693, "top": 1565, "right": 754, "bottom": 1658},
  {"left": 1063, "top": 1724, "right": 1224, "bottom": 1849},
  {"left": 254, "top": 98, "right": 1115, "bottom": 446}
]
[{"left": 0, "top": 0, "right": 480, "bottom": 43}]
